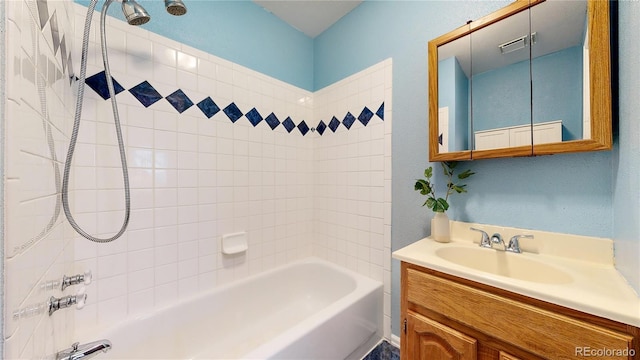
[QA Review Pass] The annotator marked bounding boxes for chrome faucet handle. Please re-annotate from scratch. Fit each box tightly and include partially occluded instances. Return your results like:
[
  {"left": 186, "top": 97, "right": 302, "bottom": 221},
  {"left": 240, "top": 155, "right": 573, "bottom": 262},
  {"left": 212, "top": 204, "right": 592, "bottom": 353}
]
[
  {"left": 470, "top": 227, "right": 491, "bottom": 248},
  {"left": 49, "top": 287, "right": 87, "bottom": 316},
  {"left": 62, "top": 270, "right": 92, "bottom": 291},
  {"left": 507, "top": 234, "right": 533, "bottom": 253}
]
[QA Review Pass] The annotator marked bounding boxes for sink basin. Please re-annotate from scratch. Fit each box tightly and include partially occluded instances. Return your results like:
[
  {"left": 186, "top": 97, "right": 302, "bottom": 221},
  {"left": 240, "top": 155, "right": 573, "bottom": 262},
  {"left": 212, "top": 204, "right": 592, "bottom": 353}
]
[{"left": 435, "top": 246, "right": 573, "bottom": 284}]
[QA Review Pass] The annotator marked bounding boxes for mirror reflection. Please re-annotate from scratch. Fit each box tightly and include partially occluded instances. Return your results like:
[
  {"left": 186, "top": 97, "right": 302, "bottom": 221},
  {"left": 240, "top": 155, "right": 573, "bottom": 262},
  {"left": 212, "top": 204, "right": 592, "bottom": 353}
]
[
  {"left": 432, "top": 0, "right": 602, "bottom": 160},
  {"left": 437, "top": 33, "right": 471, "bottom": 153},
  {"left": 471, "top": 8, "right": 532, "bottom": 151},
  {"left": 531, "top": 0, "right": 589, "bottom": 142}
]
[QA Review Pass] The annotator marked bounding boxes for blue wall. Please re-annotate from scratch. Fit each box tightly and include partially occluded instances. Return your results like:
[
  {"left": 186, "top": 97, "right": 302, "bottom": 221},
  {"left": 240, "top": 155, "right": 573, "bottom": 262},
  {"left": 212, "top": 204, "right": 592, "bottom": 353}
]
[
  {"left": 472, "top": 55, "right": 531, "bottom": 131},
  {"left": 614, "top": 2, "right": 640, "bottom": 294},
  {"left": 438, "top": 57, "right": 469, "bottom": 151},
  {"left": 532, "top": 46, "right": 583, "bottom": 140},
  {"left": 454, "top": 58, "right": 469, "bottom": 151},
  {"left": 473, "top": 46, "right": 583, "bottom": 141},
  {"left": 74, "top": 0, "right": 315, "bottom": 90}
]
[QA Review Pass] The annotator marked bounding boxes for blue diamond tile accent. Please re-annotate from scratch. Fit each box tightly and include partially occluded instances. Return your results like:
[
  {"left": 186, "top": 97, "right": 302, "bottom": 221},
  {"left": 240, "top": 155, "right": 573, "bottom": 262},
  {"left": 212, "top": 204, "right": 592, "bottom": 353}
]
[
  {"left": 165, "top": 89, "right": 194, "bottom": 113},
  {"left": 297, "top": 120, "right": 309, "bottom": 136},
  {"left": 196, "top": 97, "right": 220, "bottom": 118},
  {"left": 376, "top": 102, "right": 385, "bottom": 120},
  {"left": 245, "top": 108, "right": 263, "bottom": 127},
  {"left": 358, "top": 107, "right": 374, "bottom": 126},
  {"left": 129, "top": 81, "right": 163, "bottom": 107},
  {"left": 328, "top": 117, "right": 340, "bottom": 132},
  {"left": 85, "top": 71, "right": 125, "bottom": 100},
  {"left": 223, "top": 102, "right": 243, "bottom": 123},
  {"left": 343, "top": 112, "right": 356, "bottom": 129},
  {"left": 265, "top": 113, "right": 280, "bottom": 130},
  {"left": 316, "top": 121, "right": 327, "bottom": 135},
  {"left": 282, "top": 117, "right": 295, "bottom": 133}
]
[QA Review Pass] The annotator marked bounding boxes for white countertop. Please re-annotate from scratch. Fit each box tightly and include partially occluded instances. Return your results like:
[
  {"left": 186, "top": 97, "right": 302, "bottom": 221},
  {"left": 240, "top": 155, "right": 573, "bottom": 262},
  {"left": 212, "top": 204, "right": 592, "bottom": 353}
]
[{"left": 393, "top": 232, "right": 640, "bottom": 327}]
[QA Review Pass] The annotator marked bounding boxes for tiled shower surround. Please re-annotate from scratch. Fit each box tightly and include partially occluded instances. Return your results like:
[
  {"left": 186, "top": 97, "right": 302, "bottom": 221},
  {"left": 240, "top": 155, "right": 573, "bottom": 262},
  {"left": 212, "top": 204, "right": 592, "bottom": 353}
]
[{"left": 4, "top": 0, "right": 392, "bottom": 357}]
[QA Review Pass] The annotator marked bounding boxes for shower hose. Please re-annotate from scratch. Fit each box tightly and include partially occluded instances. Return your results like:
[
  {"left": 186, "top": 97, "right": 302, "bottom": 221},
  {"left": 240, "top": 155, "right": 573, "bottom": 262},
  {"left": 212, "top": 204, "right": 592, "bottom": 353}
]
[{"left": 62, "top": 0, "right": 130, "bottom": 243}]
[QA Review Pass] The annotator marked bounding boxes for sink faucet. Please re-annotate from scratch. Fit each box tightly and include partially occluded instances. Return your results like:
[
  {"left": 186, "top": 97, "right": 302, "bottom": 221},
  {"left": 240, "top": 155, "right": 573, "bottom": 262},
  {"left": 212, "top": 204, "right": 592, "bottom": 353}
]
[
  {"left": 56, "top": 340, "right": 112, "bottom": 360},
  {"left": 470, "top": 227, "right": 533, "bottom": 253}
]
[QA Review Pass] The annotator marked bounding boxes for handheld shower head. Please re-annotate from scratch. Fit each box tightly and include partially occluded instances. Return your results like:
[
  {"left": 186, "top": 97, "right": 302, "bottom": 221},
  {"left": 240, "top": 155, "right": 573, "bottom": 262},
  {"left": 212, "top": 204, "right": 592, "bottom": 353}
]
[
  {"left": 165, "top": 0, "right": 187, "bottom": 16},
  {"left": 121, "top": 0, "right": 150, "bottom": 25}
]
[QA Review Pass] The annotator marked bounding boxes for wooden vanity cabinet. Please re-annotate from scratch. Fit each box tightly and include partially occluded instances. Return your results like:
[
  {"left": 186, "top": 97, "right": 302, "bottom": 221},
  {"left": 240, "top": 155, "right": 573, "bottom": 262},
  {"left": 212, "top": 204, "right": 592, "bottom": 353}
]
[{"left": 400, "top": 262, "right": 640, "bottom": 360}]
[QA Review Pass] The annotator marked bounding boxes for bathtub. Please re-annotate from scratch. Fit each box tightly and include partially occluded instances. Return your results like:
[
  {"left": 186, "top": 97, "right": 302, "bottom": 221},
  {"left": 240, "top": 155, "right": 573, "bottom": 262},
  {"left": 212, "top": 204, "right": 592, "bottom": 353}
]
[{"left": 96, "top": 257, "right": 383, "bottom": 359}]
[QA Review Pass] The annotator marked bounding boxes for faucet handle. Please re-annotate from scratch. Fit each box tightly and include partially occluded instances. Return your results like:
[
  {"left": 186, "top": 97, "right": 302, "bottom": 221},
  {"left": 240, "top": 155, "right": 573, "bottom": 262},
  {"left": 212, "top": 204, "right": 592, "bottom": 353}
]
[
  {"left": 507, "top": 234, "right": 533, "bottom": 253},
  {"left": 470, "top": 227, "right": 491, "bottom": 248},
  {"left": 62, "top": 270, "right": 92, "bottom": 291}
]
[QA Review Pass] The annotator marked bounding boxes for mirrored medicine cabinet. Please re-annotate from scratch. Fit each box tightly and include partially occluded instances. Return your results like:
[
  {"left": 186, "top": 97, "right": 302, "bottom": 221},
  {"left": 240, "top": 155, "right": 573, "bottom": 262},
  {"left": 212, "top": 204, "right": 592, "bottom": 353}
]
[{"left": 428, "top": 0, "right": 613, "bottom": 161}]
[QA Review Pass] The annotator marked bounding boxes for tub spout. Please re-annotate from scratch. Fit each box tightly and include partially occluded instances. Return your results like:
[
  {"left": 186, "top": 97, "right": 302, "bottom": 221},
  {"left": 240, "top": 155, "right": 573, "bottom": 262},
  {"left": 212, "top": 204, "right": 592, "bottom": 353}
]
[{"left": 56, "top": 340, "right": 112, "bottom": 360}]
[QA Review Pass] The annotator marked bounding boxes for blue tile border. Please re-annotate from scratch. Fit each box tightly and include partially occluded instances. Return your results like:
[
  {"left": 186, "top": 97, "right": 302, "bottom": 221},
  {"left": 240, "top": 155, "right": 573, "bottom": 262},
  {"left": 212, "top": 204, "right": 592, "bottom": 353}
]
[
  {"left": 245, "top": 108, "right": 263, "bottom": 127},
  {"left": 343, "top": 112, "right": 356, "bottom": 129},
  {"left": 165, "top": 89, "right": 194, "bottom": 113},
  {"left": 316, "top": 120, "right": 327, "bottom": 135},
  {"left": 84, "top": 71, "right": 385, "bottom": 137},
  {"left": 129, "top": 81, "right": 163, "bottom": 107},
  {"left": 85, "top": 71, "right": 125, "bottom": 100},
  {"left": 223, "top": 102, "right": 244, "bottom": 123},
  {"left": 328, "top": 116, "right": 341, "bottom": 133},
  {"left": 197, "top": 97, "right": 220, "bottom": 118},
  {"left": 282, "top": 117, "right": 296, "bottom": 133},
  {"left": 265, "top": 113, "right": 281, "bottom": 130}
]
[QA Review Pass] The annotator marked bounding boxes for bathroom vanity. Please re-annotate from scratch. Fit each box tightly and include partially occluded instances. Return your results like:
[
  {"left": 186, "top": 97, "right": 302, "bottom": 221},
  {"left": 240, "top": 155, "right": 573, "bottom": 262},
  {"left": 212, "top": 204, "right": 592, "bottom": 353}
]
[{"left": 394, "top": 222, "right": 640, "bottom": 360}]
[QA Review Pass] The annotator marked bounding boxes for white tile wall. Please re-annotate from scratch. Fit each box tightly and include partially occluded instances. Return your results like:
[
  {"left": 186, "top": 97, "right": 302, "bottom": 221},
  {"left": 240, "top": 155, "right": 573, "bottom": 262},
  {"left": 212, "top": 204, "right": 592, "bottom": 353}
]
[
  {"left": 67, "top": 3, "right": 316, "bottom": 336},
  {"left": 311, "top": 59, "right": 393, "bottom": 338},
  {"left": 4, "top": 1, "right": 393, "bottom": 356}
]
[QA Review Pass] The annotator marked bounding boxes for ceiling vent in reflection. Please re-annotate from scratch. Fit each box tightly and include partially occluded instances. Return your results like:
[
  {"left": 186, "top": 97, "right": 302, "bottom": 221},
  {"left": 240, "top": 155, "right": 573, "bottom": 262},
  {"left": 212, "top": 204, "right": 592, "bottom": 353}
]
[{"left": 499, "top": 32, "right": 537, "bottom": 54}]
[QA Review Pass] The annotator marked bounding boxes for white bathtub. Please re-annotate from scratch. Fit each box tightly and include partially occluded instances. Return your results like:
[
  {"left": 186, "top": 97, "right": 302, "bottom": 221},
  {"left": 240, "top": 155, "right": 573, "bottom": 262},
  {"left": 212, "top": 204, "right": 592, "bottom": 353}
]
[{"left": 96, "top": 258, "right": 383, "bottom": 359}]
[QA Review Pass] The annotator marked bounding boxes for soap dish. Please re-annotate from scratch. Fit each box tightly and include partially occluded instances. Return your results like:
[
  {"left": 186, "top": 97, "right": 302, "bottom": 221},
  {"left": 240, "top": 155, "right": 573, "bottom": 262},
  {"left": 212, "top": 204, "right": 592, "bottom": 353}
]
[{"left": 221, "top": 231, "right": 248, "bottom": 255}]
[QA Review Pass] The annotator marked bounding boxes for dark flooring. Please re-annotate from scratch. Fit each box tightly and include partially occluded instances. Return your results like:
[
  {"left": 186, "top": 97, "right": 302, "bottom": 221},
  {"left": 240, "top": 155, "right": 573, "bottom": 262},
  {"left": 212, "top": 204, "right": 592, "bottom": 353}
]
[{"left": 362, "top": 340, "right": 400, "bottom": 360}]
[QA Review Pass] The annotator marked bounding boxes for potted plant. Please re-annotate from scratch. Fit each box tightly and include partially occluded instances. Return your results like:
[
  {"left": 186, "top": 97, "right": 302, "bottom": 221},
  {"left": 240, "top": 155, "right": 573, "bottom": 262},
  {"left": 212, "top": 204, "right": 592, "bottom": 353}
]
[{"left": 414, "top": 161, "right": 474, "bottom": 242}]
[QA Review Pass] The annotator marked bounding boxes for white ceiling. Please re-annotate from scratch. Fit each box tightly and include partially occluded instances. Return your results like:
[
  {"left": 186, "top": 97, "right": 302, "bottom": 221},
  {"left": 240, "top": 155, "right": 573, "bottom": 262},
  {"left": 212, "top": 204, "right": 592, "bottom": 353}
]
[
  {"left": 253, "top": 0, "right": 363, "bottom": 38},
  {"left": 438, "top": 0, "right": 587, "bottom": 76}
]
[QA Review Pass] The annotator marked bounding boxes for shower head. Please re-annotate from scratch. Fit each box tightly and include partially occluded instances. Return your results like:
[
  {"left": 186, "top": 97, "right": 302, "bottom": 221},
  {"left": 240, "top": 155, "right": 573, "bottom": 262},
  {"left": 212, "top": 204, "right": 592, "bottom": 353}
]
[
  {"left": 121, "top": 0, "right": 150, "bottom": 26},
  {"left": 165, "top": 0, "right": 187, "bottom": 16}
]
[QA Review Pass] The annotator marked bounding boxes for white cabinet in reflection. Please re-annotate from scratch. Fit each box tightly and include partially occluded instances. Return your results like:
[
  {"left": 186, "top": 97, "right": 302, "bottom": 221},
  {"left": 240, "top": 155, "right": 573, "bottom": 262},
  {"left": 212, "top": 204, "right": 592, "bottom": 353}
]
[{"left": 474, "top": 120, "right": 562, "bottom": 150}]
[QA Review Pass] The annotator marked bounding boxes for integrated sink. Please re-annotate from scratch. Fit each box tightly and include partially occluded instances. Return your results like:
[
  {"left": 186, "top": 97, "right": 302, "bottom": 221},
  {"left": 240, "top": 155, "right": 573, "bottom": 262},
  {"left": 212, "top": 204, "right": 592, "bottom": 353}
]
[{"left": 435, "top": 246, "right": 573, "bottom": 284}]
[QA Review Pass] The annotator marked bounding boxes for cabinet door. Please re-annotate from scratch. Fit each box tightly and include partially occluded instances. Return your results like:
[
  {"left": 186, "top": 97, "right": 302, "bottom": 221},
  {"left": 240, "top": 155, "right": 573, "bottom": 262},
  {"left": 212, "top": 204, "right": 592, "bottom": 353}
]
[{"left": 406, "top": 312, "right": 477, "bottom": 360}]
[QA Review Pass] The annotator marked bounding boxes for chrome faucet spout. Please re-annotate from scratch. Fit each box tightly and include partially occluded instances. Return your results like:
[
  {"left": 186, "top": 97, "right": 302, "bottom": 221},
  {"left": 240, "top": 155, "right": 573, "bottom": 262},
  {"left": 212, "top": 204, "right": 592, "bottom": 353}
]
[
  {"left": 56, "top": 340, "right": 112, "bottom": 360},
  {"left": 490, "top": 233, "right": 506, "bottom": 251}
]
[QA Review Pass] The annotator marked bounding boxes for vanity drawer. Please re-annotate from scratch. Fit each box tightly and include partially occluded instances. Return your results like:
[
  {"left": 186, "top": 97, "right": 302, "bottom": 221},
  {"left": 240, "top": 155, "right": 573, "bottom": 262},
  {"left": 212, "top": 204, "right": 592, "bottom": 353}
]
[{"left": 406, "top": 268, "right": 635, "bottom": 359}]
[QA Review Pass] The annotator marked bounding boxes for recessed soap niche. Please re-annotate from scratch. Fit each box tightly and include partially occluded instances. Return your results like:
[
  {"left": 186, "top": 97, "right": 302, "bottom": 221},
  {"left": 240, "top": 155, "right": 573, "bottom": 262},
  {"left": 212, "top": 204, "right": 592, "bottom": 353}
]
[{"left": 221, "top": 232, "right": 248, "bottom": 255}]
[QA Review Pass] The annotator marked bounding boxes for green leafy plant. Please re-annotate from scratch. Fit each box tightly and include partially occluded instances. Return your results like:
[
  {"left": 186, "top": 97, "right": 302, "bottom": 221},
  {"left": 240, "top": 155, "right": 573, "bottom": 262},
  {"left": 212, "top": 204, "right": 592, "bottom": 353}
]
[{"left": 414, "top": 161, "right": 475, "bottom": 213}]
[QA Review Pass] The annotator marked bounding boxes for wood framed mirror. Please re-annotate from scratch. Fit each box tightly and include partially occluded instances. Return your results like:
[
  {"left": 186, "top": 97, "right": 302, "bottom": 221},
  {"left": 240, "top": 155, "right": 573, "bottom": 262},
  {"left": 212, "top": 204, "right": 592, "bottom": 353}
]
[{"left": 428, "top": 0, "right": 613, "bottom": 161}]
